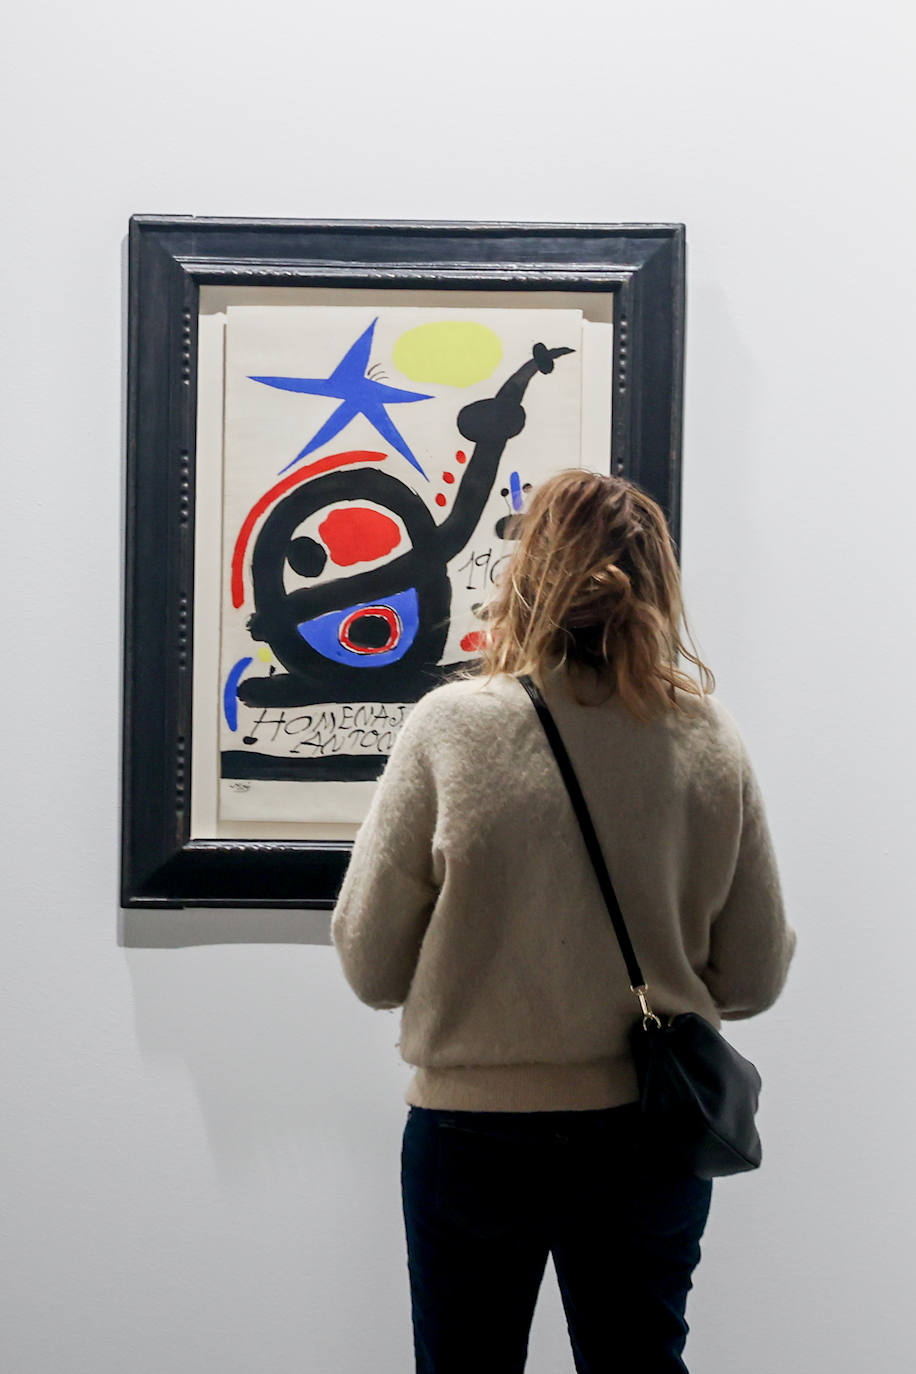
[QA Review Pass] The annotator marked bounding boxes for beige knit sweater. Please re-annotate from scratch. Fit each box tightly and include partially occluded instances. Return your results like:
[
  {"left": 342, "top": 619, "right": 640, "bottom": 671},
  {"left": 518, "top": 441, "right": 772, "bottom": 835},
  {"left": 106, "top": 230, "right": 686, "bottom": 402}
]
[{"left": 330, "top": 661, "right": 797, "bottom": 1112}]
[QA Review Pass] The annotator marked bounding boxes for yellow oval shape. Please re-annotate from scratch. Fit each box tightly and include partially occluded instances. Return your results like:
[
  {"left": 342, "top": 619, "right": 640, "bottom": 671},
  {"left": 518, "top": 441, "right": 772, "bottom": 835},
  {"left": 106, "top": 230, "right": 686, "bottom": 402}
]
[{"left": 392, "top": 321, "right": 503, "bottom": 387}]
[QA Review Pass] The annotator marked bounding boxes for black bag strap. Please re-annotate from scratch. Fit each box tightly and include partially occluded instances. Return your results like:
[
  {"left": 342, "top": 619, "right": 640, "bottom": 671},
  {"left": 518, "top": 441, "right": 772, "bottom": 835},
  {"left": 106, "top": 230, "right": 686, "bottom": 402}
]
[{"left": 518, "top": 673, "right": 647, "bottom": 994}]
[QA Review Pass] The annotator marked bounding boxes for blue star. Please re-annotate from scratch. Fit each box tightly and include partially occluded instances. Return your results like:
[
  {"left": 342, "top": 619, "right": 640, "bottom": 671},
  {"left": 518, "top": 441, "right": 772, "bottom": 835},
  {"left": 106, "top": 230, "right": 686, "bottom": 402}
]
[{"left": 249, "top": 318, "right": 433, "bottom": 479}]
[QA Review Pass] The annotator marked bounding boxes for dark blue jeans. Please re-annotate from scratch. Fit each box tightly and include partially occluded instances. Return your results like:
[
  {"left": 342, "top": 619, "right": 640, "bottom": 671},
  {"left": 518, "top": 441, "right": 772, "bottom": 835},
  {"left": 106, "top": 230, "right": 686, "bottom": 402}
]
[{"left": 401, "top": 1102, "right": 712, "bottom": 1373}]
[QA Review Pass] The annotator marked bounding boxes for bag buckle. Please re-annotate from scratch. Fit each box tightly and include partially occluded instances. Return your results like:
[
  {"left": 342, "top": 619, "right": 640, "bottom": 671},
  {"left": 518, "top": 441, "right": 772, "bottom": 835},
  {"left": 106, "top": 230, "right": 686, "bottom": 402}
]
[{"left": 632, "top": 983, "right": 663, "bottom": 1030}]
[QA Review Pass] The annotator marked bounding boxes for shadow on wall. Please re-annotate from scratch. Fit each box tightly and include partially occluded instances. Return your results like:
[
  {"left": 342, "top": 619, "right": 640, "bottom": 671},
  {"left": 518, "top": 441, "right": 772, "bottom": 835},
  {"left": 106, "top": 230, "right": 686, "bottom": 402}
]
[
  {"left": 121, "top": 905, "right": 334, "bottom": 948},
  {"left": 679, "top": 278, "right": 767, "bottom": 686}
]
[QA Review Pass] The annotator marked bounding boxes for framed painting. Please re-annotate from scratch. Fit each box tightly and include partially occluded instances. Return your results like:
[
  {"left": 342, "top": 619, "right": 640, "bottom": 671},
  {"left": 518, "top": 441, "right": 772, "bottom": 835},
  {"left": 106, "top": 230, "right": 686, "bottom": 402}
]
[{"left": 121, "top": 217, "right": 686, "bottom": 908}]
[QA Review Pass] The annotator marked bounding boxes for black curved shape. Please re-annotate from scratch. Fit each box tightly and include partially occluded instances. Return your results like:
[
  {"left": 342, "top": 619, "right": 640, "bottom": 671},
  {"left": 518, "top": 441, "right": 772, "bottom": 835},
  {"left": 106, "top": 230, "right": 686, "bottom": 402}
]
[{"left": 237, "top": 343, "right": 574, "bottom": 707}]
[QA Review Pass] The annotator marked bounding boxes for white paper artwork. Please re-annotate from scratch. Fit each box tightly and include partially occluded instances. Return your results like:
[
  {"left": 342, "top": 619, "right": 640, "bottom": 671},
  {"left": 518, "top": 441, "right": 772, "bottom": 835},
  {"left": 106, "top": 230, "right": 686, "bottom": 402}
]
[{"left": 218, "top": 304, "right": 588, "bottom": 823}]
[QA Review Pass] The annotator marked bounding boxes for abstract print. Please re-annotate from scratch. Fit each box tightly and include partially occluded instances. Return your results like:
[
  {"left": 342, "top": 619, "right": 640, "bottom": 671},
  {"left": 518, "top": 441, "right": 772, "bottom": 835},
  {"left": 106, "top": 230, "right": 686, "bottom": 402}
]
[{"left": 218, "top": 306, "right": 583, "bottom": 822}]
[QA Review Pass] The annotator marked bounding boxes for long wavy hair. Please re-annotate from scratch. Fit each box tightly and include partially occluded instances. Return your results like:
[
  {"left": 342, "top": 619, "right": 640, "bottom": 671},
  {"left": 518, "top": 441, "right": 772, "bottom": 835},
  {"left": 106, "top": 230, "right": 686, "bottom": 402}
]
[{"left": 448, "top": 469, "right": 715, "bottom": 720}]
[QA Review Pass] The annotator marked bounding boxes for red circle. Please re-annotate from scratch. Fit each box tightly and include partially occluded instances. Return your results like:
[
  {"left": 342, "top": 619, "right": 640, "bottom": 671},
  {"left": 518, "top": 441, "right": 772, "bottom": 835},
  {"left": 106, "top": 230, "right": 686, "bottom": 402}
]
[
  {"left": 318, "top": 506, "right": 401, "bottom": 566},
  {"left": 455, "top": 450, "right": 467, "bottom": 463},
  {"left": 339, "top": 604, "right": 401, "bottom": 654},
  {"left": 435, "top": 493, "right": 447, "bottom": 507},
  {"left": 443, "top": 471, "right": 455, "bottom": 484}
]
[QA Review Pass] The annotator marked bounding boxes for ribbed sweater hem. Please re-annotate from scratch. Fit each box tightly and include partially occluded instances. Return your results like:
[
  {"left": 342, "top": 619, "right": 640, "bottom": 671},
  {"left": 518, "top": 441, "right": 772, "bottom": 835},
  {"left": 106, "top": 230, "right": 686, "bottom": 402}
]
[{"left": 404, "top": 1057, "right": 640, "bottom": 1112}]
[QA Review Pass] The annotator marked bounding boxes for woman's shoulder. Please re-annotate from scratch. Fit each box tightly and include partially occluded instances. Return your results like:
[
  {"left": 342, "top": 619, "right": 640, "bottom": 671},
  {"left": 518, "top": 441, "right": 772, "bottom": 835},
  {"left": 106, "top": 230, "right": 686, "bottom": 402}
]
[
  {"left": 403, "top": 672, "right": 512, "bottom": 730},
  {"left": 405, "top": 672, "right": 749, "bottom": 763},
  {"left": 395, "top": 670, "right": 497, "bottom": 736},
  {"left": 669, "top": 683, "right": 739, "bottom": 730},
  {"left": 665, "top": 686, "right": 751, "bottom": 782}
]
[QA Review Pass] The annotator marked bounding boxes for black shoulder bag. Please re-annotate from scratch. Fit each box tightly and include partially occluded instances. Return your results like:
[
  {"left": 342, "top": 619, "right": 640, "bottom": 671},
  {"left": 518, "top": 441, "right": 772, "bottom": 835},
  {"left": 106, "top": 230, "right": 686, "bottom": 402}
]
[{"left": 518, "top": 673, "right": 763, "bottom": 1180}]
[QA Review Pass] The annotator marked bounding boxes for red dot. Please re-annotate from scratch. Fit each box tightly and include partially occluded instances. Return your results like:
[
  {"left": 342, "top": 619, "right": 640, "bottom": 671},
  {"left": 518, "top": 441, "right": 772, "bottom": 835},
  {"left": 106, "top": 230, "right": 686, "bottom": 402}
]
[
  {"left": 455, "top": 450, "right": 467, "bottom": 463},
  {"left": 443, "top": 471, "right": 455, "bottom": 484},
  {"left": 435, "top": 493, "right": 447, "bottom": 507},
  {"left": 317, "top": 506, "right": 401, "bottom": 566}
]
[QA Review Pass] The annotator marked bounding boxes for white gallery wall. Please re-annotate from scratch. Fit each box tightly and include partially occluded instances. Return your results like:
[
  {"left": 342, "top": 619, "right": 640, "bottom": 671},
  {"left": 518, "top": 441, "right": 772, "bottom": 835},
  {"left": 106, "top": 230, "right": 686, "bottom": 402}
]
[{"left": 3, "top": 2, "right": 913, "bottom": 1370}]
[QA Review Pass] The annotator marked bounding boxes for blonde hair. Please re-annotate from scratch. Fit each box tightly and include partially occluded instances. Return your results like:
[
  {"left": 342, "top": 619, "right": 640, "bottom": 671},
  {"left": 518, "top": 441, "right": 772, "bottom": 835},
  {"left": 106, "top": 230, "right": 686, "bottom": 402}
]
[{"left": 448, "top": 468, "right": 715, "bottom": 721}]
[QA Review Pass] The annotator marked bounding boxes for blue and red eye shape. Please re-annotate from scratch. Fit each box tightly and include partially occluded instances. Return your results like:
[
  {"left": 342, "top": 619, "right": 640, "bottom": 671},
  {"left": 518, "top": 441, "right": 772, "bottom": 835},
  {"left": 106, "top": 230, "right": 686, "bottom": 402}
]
[{"left": 296, "top": 587, "right": 419, "bottom": 667}]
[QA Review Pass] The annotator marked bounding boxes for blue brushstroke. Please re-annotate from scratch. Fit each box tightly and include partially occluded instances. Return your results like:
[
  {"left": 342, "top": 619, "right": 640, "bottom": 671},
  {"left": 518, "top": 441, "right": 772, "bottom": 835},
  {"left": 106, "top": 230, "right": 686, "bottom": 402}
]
[
  {"left": 297, "top": 588, "right": 420, "bottom": 668},
  {"left": 249, "top": 318, "right": 432, "bottom": 480},
  {"left": 509, "top": 469, "right": 523, "bottom": 511},
  {"left": 224, "top": 656, "right": 253, "bottom": 730}
]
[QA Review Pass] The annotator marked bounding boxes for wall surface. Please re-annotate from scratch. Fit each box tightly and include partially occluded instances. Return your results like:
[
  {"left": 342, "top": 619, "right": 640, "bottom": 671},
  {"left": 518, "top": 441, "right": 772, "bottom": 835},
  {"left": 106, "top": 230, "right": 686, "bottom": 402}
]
[{"left": 3, "top": 2, "right": 914, "bottom": 1371}]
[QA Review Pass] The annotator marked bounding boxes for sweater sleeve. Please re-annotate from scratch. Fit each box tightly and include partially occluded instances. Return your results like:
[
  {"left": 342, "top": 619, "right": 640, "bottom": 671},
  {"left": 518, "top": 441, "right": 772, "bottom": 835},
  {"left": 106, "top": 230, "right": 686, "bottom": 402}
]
[
  {"left": 330, "top": 696, "right": 440, "bottom": 1011},
  {"left": 701, "top": 744, "right": 798, "bottom": 1021}
]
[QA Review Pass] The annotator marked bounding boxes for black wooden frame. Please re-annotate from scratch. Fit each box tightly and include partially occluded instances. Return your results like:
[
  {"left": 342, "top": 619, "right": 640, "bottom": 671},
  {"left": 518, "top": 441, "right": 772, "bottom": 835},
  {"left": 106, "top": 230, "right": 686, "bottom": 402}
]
[{"left": 122, "top": 216, "right": 686, "bottom": 909}]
